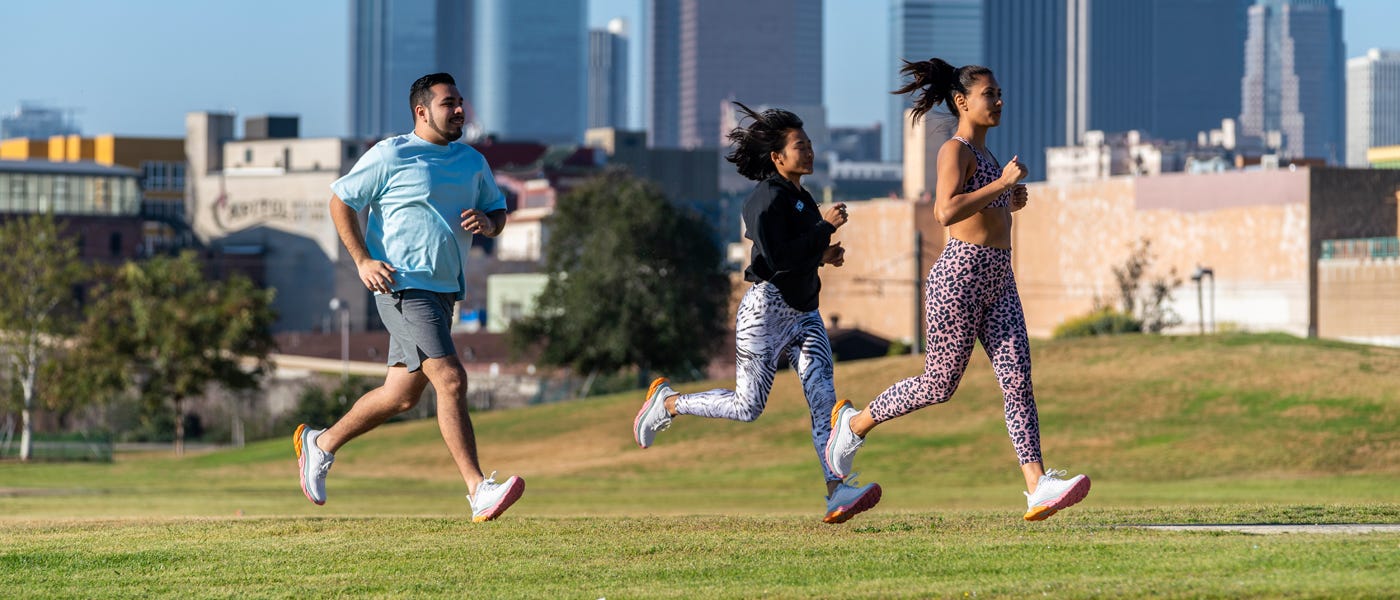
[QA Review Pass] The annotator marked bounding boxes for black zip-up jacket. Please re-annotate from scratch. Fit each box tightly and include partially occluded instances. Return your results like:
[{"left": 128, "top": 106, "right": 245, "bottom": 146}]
[{"left": 742, "top": 175, "right": 835, "bottom": 312}]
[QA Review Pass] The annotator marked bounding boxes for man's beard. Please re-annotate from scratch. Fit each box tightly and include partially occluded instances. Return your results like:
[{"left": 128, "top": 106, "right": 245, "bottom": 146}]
[{"left": 428, "top": 111, "right": 464, "bottom": 142}]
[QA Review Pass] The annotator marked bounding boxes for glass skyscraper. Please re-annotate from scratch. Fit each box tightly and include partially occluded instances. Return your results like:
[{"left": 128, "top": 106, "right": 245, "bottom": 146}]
[
  {"left": 589, "top": 19, "right": 629, "bottom": 131},
  {"left": 1346, "top": 49, "right": 1400, "bottom": 167},
  {"left": 350, "top": 0, "right": 472, "bottom": 140},
  {"left": 351, "top": 0, "right": 584, "bottom": 144},
  {"left": 648, "top": 0, "right": 822, "bottom": 149},
  {"left": 887, "top": 0, "right": 983, "bottom": 163},
  {"left": 1239, "top": 0, "right": 1346, "bottom": 161},
  {"left": 474, "top": 0, "right": 586, "bottom": 144},
  {"left": 978, "top": 0, "right": 1251, "bottom": 181},
  {"left": 982, "top": 0, "right": 1072, "bottom": 182}
]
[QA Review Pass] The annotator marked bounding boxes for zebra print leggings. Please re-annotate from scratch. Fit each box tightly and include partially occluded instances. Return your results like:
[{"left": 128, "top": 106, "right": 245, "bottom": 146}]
[{"left": 674, "top": 281, "right": 840, "bottom": 482}]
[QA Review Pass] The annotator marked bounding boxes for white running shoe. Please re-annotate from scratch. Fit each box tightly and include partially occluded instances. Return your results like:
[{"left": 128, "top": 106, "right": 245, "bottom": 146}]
[
  {"left": 470, "top": 471, "right": 526, "bottom": 523},
  {"left": 294, "top": 424, "right": 334, "bottom": 505},
  {"left": 633, "top": 377, "right": 675, "bottom": 448},
  {"left": 823, "top": 399, "right": 864, "bottom": 479},
  {"left": 1023, "top": 469, "right": 1091, "bottom": 521}
]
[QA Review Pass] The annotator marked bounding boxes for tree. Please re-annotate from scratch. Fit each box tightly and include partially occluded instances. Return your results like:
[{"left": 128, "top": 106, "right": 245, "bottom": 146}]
[
  {"left": 77, "top": 251, "right": 277, "bottom": 455},
  {"left": 0, "top": 215, "right": 86, "bottom": 461},
  {"left": 511, "top": 169, "right": 731, "bottom": 386},
  {"left": 1110, "top": 238, "right": 1182, "bottom": 334}
]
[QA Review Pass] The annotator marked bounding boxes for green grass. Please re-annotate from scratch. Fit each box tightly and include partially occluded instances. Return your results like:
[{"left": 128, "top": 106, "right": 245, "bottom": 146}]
[
  {"left": 3, "top": 333, "right": 1399, "bottom": 598},
  {"left": 4, "top": 509, "right": 1399, "bottom": 598}
]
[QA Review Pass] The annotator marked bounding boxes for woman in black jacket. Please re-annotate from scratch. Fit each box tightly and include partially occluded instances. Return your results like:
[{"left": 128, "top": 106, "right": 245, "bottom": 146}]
[{"left": 632, "top": 102, "right": 881, "bottom": 524}]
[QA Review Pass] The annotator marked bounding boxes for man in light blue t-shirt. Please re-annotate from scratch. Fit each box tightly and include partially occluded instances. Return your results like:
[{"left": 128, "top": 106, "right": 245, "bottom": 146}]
[{"left": 293, "top": 73, "right": 524, "bottom": 522}]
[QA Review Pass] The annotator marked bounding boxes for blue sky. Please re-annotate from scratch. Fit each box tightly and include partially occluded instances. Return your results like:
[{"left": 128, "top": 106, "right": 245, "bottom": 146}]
[{"left": 1, "top": 0, "right": 1395, "bottom": 139}]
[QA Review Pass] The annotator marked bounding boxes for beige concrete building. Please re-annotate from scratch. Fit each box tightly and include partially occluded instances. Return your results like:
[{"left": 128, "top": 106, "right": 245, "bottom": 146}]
[
  {"left": 817, "top": 167, "right": 1400, "bottom": 344},
  {"left": 1318, "top": 238, "right": 1400, "bottom": 346},
  {"left": 902, "top": 110, "right": 957, "bottom": 202},
  {"left": 819, "top": 199, "right": 943, "bottom": 346},
  {"left": 1015, "top": 167, "right": 1399, "bottom": 338},
  {"left": 185, "top": 112, "right": 373, "bottom": 332},
  {"left": 728, "top": 198, "right": 944, "bottom": 347}
]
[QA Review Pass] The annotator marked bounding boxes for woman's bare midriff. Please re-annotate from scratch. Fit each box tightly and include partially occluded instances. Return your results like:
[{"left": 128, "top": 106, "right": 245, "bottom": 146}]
[{"left": 948, "top": 206, "right": 1012, "bottom": 249}]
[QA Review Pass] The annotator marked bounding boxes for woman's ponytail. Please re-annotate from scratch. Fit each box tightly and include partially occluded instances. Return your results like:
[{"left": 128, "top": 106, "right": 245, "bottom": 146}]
[{"left": 891, "top": 58, "right": 993, "bottom": 122}]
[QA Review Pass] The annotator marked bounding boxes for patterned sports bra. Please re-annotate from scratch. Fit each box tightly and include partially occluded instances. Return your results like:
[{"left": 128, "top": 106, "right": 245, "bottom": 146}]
[{"left": 952, "top": 136, "right": 1009, "bottom": 209}]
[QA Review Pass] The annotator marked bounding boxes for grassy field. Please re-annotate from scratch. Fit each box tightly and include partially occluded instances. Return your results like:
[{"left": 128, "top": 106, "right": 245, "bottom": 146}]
[{"left": 2, "top": 333, "right": 1399, "bottom": 598}]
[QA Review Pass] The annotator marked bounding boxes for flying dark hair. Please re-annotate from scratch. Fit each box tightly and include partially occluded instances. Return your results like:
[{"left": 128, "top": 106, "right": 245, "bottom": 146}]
[
  {"left": 724, "top": 102, "right": 805, "bottom": 181},
  {"left": 409, "top": 72, "right": 457, "bottom": 116},
  {"left": 891, "top": 58, "right": 994, "bottom": 123}
]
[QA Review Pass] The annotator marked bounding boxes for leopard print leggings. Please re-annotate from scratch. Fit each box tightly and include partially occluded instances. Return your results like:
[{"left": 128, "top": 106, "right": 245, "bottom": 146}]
[{"left": 867, "top": 237, "right": 1042, "bottom": 464}]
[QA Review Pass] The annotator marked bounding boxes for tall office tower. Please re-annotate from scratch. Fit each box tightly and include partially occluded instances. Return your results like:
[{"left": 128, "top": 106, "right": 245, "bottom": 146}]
[
  {"left": 1088, "top": 0, "right": 1250, "bottom": 140},
  {"left": 648, "top": 0, "right": 822, "bottom": 149},
  {"left": 647, "top": 0, "right": 682, "bottom": 148},
  {"left": 1147, "top": 0, "right": 1250, "bottom": 142},
  {"left": 0, "top": 102, "right": 80, "bottom": 140},
  {"left": 474, "top": 0, "right": 587, "bottom": 143},
  {"left": 887, "top": 0, "right": 982, "bottom": 163},
  {"left": 435, "top": 0, "right": 474, "bottom": 106},
  {"left": 1083, "top": 1, "right": 1152, "bottom": 136},
  {"left": 982, "top": 0, "right": 1073, "bottom": 181},
  {"left": 1346, "top": 49, "right": 1400, "bottom": 167},
  {"left": 589, "top": 19, "right": 630, "bottom": 130},
  {"left": 1239, "top": 0, "right": 1345, "bottom": 161},
  {"left": 978, "top": 0, "right": 1250, "bottom": 180},
  {"left": 350, "top": 0, "right": 473, "bottom": 140}
]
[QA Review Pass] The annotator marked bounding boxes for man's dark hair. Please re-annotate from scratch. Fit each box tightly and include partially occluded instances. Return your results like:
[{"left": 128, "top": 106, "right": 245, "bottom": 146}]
[{"left": 410, "top": 73, "right": 457, "bottom": 116}]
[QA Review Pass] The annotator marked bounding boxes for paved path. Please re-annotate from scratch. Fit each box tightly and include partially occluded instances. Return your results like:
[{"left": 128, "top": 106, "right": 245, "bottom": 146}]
[{"left": 1127, "top": 524, "right": 1400, "bottom": 534}]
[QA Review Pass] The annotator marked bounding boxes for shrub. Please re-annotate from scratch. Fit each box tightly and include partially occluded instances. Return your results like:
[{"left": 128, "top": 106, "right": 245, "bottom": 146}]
[{"left": 1052, "top": 309, "right": 1142, "bottom": 339}]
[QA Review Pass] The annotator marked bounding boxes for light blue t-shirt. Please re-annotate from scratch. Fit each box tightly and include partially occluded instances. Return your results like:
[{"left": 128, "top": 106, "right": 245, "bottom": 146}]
[{"left": 331, "top": 132, "right": 506, "bottom": 300}]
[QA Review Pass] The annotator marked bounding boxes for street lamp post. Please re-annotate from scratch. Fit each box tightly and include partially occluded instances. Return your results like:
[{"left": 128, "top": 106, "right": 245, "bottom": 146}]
[
  {"left": 329, "top": 298, "right": 349, "bottom": 382},
  {"left": 1190, "top": 266, "right": 1215, "bottom": 335}
]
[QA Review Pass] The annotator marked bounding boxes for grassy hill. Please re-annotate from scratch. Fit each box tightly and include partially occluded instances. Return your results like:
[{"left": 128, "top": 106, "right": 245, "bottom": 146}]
[
  {"left": 3, "top": 333, "right": 1398, "bottom": 598},
  {"left": 2, "top": 333, "right": 1396, "bottom": 519}
]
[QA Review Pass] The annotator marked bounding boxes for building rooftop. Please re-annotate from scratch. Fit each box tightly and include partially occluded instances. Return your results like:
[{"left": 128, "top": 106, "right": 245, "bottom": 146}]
[{"left": 0, "top": 159, "right": 137, "bottom": 176}]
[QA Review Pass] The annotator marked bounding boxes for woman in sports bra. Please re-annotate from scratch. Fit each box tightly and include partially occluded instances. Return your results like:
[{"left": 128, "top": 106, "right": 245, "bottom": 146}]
[{"left": 823, "top": 58, "right": 1091, "bottom": 521}]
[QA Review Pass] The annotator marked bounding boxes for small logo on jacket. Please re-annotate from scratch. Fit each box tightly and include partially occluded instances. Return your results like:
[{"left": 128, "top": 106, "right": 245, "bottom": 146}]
[{"left": 794, "top": 200, "right": 805, "bottom": 212}]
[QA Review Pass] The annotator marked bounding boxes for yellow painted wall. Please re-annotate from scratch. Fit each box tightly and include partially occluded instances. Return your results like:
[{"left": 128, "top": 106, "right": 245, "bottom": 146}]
[
  {"left": 64, "top": 135, "right": 96, "bottom": 161},
  {"left": 47, "top": 135, "right": 67, "bottom": 161},
  {"left": 1368, "top": 145, "right": 1400, "bottom": 169},
  {"left": 0, "top": 138, "right": 48, "bottom": 159}
]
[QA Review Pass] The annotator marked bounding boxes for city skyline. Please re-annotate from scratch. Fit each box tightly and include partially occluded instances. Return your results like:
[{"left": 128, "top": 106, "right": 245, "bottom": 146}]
[{"left": 1, "top": 0, "right": 1397, "bottom": 146}]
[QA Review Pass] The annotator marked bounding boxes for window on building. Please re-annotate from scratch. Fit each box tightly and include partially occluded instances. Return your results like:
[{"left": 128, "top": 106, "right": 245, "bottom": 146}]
[
  {"left": 53, "top": 176, "right": 68, "bottom": 208},
  {"left": 93, "top": 178, "right": 108, "bottom": 212},
  {"left": 109, "top": 232, "right": 122, "bottom": 256},
  {"left": 11, "top": 176, "right": 27, "bottom": 206},
  {"left": 502, "top": 301, "right": 523, "bottom": 324},
  {"left": 143, "top": 162, "right": 158, "bottom": 189}
]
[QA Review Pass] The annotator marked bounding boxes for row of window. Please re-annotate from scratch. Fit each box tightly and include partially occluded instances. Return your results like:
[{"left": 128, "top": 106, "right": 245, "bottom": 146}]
[
  {"left": 141, "top": 161, "right": 186, "bottom": 191},
  {"left": 0, "top": 172, "right": 141, "bottom": 215}
]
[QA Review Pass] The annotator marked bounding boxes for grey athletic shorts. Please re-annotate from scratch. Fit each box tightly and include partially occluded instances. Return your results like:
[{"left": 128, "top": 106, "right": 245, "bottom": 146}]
[{"left": 374, "top": 289, "right": 457, "bottom": 373}]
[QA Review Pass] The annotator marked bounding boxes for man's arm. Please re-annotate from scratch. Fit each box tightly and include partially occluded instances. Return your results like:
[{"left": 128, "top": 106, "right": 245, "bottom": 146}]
[
  {"left": 330, "top": 194, "right": 396, "bottom": 293},
  {"left": 330, "top": 195, "right": 370, "bottom": 263},
  {"left": 461, "top": 208, "right": 507, "bottom": 237}
]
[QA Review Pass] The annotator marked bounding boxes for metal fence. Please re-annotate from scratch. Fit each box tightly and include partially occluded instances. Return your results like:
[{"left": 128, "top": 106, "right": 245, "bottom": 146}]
[
  {"left": 1320, "top": 237, "right": 1400, "bottom": 260},
  {"left": 0, "top": 427, "right": 114, "bottom": 462}
]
